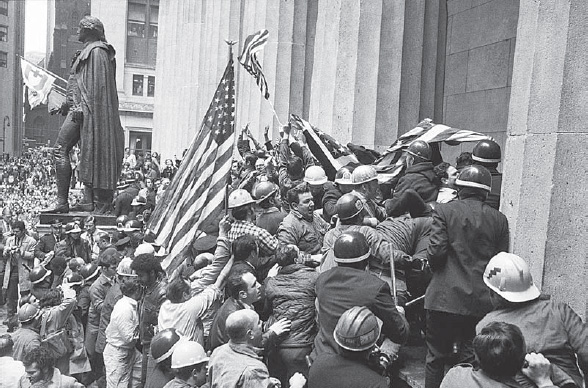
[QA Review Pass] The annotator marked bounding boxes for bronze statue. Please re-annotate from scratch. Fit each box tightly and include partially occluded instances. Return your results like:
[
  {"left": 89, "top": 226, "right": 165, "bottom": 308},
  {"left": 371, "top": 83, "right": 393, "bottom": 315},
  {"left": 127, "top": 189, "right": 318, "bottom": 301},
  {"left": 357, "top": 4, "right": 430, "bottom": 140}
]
[{"left": 46, "top": 16, "right": 124, "bottom": 214}]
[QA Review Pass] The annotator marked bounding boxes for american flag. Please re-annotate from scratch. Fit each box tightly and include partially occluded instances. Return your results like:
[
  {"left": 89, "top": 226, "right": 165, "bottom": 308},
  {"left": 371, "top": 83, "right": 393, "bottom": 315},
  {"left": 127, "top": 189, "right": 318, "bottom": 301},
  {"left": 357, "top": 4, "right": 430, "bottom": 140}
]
[
  {"left": 148, "top": 56, "right": 236, "bottom": 273},
  {"left": 238, "top": 29, "right": 270, "bottom": 99},
  {"left": 290, "top": 114, "right": 359, "bottom": 180},
  {"left": 374, "top": 118, "right": 493, "bottom": 182}
]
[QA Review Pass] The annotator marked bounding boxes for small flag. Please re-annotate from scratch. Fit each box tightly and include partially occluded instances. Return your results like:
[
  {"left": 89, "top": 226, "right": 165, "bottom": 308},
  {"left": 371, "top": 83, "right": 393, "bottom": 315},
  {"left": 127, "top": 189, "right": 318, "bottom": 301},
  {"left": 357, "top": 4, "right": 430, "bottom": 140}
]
[
  {"left": 21, "top": 58, "right": 55, "bottom": 109},
  {"left": 148, "top": 55, "right": 236, "bottom": 274},
  {"left": 290, "top": 114, "right": 359, "bottom": 180},
  {"left": 238, "top": 29, "right": 270, "bottom": 99}
]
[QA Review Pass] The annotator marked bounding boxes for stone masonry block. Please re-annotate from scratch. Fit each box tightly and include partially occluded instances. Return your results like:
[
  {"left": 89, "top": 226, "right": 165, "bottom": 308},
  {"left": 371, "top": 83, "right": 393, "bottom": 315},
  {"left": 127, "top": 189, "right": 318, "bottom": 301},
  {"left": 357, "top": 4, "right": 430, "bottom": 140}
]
[
  {"left": 444, "top": 87, "right": 510, "bottom": 134},
  {"left": 444, "top": 51, "right": 468, "bottom": 96},
  {"left": 447, "top": 0, "right": 472, "bottom": 16},
  {"left": 466, "top": 40, "right": 510, "bottom": 92},
  {"left": 450, "top": 0, "right": 519, "bottom": 54}
]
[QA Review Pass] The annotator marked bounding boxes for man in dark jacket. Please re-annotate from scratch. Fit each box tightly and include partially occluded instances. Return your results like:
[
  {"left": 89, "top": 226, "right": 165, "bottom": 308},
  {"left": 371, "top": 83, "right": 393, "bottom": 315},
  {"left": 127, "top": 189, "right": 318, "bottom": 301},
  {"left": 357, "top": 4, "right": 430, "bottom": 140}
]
[
  {"left": 472, "top": 139, "right": 503, "bottom": 210},
  {"left": 34, "top": 218, "right": 64, "bottom": 261},
  {"left": 424, "top": 165, "right": 509, "bottom": 388},
  {"left": 391, "top": 140, "right": 439, "bottom": 205},
  {"left": 312, "top": 232, "right": 409, "bottom": 360},
  {"left": 322, "top": 165, "right": 355, "bottom": 223},
  {"left": 54, "top": 222, "right": 92, "bottom": 264}
]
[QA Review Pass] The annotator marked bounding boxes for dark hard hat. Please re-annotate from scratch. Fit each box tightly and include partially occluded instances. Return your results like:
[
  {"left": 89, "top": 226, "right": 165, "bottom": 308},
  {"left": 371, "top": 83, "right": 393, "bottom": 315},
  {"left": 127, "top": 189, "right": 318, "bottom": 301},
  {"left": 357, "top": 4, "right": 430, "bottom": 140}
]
[
  {"left": 334, "top": 306, "right": 380, "bottom": 352},
  {"left": 252, "top": 181, "right": 278, "bottom": 202},
  {"left": 65, "top": 222, "right": 82, "bottom": 234},
  {"left": 334, "top": 231, "right": 370, "bottom": 263},
  {"left": 405, "top": 140, "right": 432, "bottom": 160},
  {"left": 151, "top": 328, "right": 182, "bottom": 363},
  {"left": 29, "top": 266, "right": 51, "bottom": 285},
  {"left": 80, "top": 263, "right": 100, "bottom": 281},
  {"left": 455, "top": 165, "right": 492, "bottom": 192},
  {"left": 336, "top": 193, "right": 364, "bottom": 220},
  {"left": 65, "top": 273, "right": 84, "bottom": 286},
  {"left": 124, "top": 219, "right": 143, "bottom": 232},
  {"left": 18, "top": 303, "right": 40, "bottom": 323},
  {"left": 472, "top": 140, "right": 501, "bottom": 164},
  {"left": 116, "top": 215, "right": 129, "bottom": 230}
]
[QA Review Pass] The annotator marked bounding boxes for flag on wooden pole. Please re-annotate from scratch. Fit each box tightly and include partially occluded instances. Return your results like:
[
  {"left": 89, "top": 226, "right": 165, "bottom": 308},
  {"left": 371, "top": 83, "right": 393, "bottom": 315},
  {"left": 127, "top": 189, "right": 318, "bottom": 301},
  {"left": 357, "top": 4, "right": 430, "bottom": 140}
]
[
  {"left": 20, "top": 58, "right": 56, "bottom": 109},
  {"left": 238, "top": 29, "right": 270, "bottom": 99},
  {"left": 148, "top": 55, "right": 236, "bottom": 273}
]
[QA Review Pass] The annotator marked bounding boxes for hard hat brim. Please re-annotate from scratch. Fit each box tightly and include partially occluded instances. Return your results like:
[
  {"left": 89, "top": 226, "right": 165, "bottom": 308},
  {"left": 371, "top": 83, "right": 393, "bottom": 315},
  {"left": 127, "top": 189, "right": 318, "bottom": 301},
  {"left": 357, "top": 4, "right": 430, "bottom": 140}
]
[
  {"left": 31, "top": 269, "right": 52, "bottom": 285},
  {"left": 352, "top": 176, "right": 378, "bottom": 185},
  {"left": 228, "top": 199, "right": 256, "bottom": 209},
  {"left": 472, "top": 155, "right": 501, "bottom": 163},
  {"left": 334, "top": 251, "right": 370, "bottom": 264},
  {"left": 483, "top": 277, "right": 541, "bottom": 303},
  {"left": 455, "top": 178, "right": 491, "bottom": 192},
  {"left": 255, "top": 188, "right": 278, "bottom": 203},
  {"left": 304, "top": 177, "right": 328, "bottom": 185},
  {"left": 334, "top": 178, "right": 354, "bottom": 185}
]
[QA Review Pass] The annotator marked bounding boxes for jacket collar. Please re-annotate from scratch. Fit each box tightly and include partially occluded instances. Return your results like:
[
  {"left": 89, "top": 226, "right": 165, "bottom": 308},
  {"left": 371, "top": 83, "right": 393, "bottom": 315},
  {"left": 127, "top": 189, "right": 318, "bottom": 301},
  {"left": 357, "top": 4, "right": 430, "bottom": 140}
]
[{"left": 228, "top": 341, "right": 263, "bottom": 359}]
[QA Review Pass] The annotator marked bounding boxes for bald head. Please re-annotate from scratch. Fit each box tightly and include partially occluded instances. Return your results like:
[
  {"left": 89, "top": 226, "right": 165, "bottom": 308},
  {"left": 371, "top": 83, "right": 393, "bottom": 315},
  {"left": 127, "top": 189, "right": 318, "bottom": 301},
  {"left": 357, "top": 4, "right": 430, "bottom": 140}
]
[{"left": 225, "top": 309, "right": 259, "bottom": 344}]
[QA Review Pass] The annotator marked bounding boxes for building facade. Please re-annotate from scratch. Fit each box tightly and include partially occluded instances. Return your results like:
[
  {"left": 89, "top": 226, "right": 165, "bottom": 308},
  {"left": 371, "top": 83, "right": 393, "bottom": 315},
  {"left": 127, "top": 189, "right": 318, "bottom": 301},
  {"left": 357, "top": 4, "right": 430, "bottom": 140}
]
[
  {"left": 0, "top": 0, "right": 25, "bottom": 158},
  {"left": 92, "top": 0, "right": 158, "bottom": 157},
  {"left": 152, "top": 0, "right": 587, "bottom": 318}
]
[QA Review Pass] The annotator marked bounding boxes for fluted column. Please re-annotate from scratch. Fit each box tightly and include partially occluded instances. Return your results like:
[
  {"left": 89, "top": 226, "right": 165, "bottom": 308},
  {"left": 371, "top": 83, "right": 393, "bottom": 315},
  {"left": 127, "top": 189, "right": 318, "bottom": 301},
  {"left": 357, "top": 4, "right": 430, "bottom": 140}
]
[{"left": 502, "top": 0, "right": 588, "bottom": 318}]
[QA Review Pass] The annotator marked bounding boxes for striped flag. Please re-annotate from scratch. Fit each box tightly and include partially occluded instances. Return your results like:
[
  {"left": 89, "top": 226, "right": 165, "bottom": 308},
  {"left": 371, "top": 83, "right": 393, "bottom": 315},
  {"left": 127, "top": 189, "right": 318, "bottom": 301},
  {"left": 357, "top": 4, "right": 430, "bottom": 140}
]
[
  {"left": 238, "top": 29, "right": 270, "bottom": 99},
  {"left": 290, "top": 114, "right": 359, "bottom": 180},
  {"left": 374, "top": 118, "right": 493, "bottom": 182},
  {"left": 148, "top": 56, "right": 236, "bottom": 273}
]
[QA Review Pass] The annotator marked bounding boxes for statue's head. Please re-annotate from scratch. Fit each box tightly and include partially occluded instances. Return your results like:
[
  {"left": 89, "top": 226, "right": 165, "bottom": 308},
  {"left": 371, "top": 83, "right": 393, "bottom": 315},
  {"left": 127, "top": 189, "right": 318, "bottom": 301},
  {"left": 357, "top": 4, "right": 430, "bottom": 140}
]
[{"left": 79, "top": 16, "right": 106, "bottom": 42}]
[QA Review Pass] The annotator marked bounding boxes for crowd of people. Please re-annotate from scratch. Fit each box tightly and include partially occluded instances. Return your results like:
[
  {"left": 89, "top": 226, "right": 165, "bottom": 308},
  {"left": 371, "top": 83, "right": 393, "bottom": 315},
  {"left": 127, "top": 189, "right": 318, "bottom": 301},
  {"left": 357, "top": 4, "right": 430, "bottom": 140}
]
[{"left": 0, "top": 124, "right": 586, "bottom": 388}]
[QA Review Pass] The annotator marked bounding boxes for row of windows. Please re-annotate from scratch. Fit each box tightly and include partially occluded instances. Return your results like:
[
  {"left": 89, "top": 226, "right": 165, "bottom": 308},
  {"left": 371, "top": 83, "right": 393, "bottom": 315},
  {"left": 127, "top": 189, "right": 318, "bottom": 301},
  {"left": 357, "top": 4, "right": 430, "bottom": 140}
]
[
  {"left": 0, "top": 51, "right": 7, "bottom": 68},
  {"left": 132, "top": 74, "right": 155, "bottom": 97},
  {"left": 0, "top": 25, "right": 7, "bottom": 42},
  {"left": 0, "top": 1, "right": 7, "bottom": 17},
  {"left": 127, "top": 0, "right": 158, "bottom": 67}
]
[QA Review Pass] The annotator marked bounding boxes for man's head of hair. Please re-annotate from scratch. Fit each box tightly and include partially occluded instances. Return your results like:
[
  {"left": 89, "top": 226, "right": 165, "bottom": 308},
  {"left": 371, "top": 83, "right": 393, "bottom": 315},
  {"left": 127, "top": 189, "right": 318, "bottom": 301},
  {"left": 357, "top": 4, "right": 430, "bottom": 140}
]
[
  {"left": 120, "top": 279, "right": 141, "bottom": 298},
  {"left": 473, "top": 321, "right": 526, "bottom": 378},
  {"left": 433, "top": 162, "right": 450, "bottom": 180},
  {"left": 456, "top": 152, "right": 474, "bottom": 170},
  {"left": 131, "top": 253, "right": 162, "bottom": 274},
  {"left": 287, "top": 182, "right": 310, "bottom": 207},
  {"left": 39, "top": 289, "right": 62, "bottom": 308},
  {"left": 244, "top": 152, "right": 258, "bottom": 167},
  {"left": 286, "top": 156, "right": 304, "bottom": 179},
  {"left": 232, "top": 235, "right": 257, "bottom": 262},
  {"left": 166, "top": 278, "right": 190, "bottom": 304},
  {"left": 276, "top": 244, "right": 298, "bottom": 267},
  {"left": 226, "top": 268, "right": 253, "bottom": 299},
  {"left": 12, "top": 220, "right": 25, "bottom": 232},
  {"left": 0, "top": 334, "right": 13, "bottom": 357},
  {"left": 231, "top": 204, "right": 251, "bottom": 221},
  {"left": 23, "top": 346, "right": 55, "bottom": 377},
  {"left": 225, "top": 309, "right": 259, "bottom": 344}
]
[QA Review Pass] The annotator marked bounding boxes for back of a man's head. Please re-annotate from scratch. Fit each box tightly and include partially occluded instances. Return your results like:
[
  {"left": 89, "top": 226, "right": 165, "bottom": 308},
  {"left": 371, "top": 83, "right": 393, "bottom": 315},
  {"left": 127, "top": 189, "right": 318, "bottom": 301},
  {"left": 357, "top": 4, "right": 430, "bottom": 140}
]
[
  {"left": 225, "top": 309, "right": 258, "bottom": 344},
  {"left": 232, "top": 235, "right": 257, "bottom": 262},
  {"left": 23, "top": 347, "right": 55, "bottom": 375},
  {"left": 474, "top": 321, "right": 526, "bottom": 378},
  {"left": 287, "top": 156, "right": 304, "bottom": 179}
]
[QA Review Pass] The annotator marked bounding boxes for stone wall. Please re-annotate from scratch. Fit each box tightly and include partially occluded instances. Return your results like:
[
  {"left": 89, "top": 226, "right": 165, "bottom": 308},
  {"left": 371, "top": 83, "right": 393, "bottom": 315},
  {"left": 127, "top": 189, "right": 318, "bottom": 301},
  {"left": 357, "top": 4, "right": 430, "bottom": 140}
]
[{"left": 440, "top": 0, "right": 519, "bottom": 166}]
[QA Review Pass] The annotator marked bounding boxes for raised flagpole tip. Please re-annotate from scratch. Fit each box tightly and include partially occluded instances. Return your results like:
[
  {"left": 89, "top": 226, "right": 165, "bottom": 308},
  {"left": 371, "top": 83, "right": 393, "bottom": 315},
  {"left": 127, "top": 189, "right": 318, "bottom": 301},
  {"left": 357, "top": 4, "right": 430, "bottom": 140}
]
[{"left": 225, "top": 39, "right": 237, "bottom": 46}]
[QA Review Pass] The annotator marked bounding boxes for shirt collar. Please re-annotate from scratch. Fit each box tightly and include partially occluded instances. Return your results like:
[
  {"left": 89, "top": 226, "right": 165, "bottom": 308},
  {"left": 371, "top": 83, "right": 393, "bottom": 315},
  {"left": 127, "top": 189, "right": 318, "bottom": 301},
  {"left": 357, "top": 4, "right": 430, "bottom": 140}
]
[{"left": 228, "top": 341, "right": 263, "bottom": 359}]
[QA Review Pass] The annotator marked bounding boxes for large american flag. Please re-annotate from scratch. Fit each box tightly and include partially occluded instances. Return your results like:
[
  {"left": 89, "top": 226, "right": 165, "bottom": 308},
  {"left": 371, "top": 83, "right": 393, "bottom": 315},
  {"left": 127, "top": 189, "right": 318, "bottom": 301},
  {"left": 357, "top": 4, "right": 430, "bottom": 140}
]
[
  {"left": 148, "top": 56, "right": 236, "bottom": 273},
  {"left": 238, "top": 29, "right": 270, "bottom": 99},
  {"left": 290, "top": 114, "right": 359, "bottom": 180}
]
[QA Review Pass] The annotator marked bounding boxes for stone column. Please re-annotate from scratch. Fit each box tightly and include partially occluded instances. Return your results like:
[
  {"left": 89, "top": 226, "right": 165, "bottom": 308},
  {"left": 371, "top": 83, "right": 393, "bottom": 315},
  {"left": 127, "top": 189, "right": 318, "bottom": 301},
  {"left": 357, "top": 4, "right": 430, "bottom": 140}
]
[{"left": 502, "top": 0, "right": 588, "bottom": 318}]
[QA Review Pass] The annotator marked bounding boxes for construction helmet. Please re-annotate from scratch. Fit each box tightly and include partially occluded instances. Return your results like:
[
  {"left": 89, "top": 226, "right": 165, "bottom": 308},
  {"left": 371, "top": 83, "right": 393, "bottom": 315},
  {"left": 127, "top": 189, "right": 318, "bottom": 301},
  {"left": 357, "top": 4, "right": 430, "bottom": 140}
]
[
  {"left": 334, "top": 165, "right": 355, "bottom": 185},
  {"left": 228, "top": 189, "right": 256, "bottom": 209},
  {"left": 352, "top": 165, "right": 378, "bottom": 185},
  {"left": 135, "top": 242, "right": 155, "bottom": 256},
  {"left": 116, "top": 215, "right": 129, "bottom": 231},
  {"left": 29, "top": 266, "right": 52, "bottom": 285},
  {"left": 131, "top": 195, "right": 147, "bottom": 207},
  {"left": 18, "top": 303, "right": 40, "bottom": 323},
  {"left": 151, "top": 328, "right": 182, "bottom": 363},
  {"left": 483, "top": 252, "right": 540, "bottom": 303},
  {"left": 334, "top": 306, "right": 380, "bottom": 352},
  {"left": 116, "top": 257, "right": 138, "bottom": 277},
  {"left": 124, "top": 219, "right": 143, "bottom": 232},
  {"left": 472, "top": 140, "right": 501, "bottom": 164},
  {"left": 171, "top": 340, "right": 209, "bottom": 369},
  {"left": 334, "top": 231, "right": 370, "bottom": 263},
  {"left": 252, "top": 181, "right": 278, "bottom": 202},
  {"left": 304, "top": 166, "right": 328, "bottom": 186},
  {"left": 336, "top": 193, "right": 364, "bottom": 220},
  {"left": 80, "top": 263, "right": 100, "bottom": 282},
  {"left": 64, "top": 222, "right": 82, "bottom": 234},
  {"left": 405, "top": 140, "right": 432, "bottom": 160},
  {"left": 65, "top": 273, "right": 84, "bottom": 287},
  {"left": 455, "top": 165, "right": 492, "bottom": 192}
]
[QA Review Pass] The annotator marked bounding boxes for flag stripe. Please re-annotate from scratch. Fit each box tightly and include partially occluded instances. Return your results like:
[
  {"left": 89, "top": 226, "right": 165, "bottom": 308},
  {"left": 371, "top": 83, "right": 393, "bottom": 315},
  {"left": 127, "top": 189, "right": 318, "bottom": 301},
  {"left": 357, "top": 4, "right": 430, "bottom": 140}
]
[
  {"left": 239, "top": 29, "right": 271, "bottom": 100},
  {"left": 148, "top": 56, "right": 236, "bottom": 273}
]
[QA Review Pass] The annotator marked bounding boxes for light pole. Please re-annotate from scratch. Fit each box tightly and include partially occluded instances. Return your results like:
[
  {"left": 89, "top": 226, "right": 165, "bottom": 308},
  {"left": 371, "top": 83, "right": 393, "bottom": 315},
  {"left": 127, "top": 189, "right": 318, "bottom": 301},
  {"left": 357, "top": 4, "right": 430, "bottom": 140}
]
[{"left": 2, "top": 115, "right": 9, "bottom": 156}]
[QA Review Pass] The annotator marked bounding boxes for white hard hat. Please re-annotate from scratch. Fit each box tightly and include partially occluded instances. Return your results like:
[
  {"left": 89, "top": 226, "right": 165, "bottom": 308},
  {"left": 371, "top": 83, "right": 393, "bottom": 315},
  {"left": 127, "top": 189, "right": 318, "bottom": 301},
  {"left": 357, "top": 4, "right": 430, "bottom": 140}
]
[
  {"left": 171, "top": 340, "right": 209, "bottom": 368},
  {"left": 483, "top": 252, "right": 540, "bottom": 303},
  {"left": 304, "top": 166, "right": 328, "bottom": 186},
  {"left": 228, "top": 189, "right": 256, "bottom": 209},
  {"left": 135, "top": 243, "right": 155, "bottom": 256},
  {"left": 351, "top": 165, "right": 378, "bottom": 185}
]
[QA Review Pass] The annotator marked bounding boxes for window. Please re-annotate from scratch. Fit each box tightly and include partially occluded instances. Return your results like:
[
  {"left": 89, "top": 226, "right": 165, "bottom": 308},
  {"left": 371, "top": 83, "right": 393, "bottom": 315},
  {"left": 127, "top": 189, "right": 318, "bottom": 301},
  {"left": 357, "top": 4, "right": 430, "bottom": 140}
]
[
  {"left": 0, "top": 25, "right": 6, "bottom": 42},
  {"left": 132, "top": 74, "right": 144, "bottom": 96},
  {"left": 0, "top": 51, "right": 7, "bottom": 68},
  {"left": 0, "top": 1, "right": 7, "bottom": 16},
  {"left": 147, "top": 76, "right": 155, "bottom": 97},
  {"left": 126, "top": 0, "right": 158, "bottom": 66}
]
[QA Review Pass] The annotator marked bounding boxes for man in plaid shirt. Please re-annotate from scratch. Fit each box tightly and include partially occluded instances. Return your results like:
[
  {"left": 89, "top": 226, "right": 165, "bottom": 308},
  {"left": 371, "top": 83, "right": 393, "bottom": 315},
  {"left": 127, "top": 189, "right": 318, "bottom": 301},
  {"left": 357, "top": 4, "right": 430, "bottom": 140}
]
[{"left": 226, "top": 189, "right": 278, "bottom": 257}]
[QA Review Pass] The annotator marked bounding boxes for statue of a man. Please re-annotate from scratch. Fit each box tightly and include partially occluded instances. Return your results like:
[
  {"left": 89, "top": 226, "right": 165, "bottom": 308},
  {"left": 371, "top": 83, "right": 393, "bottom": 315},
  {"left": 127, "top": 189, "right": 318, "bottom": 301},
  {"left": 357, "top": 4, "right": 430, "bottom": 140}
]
[{"left": 46, "top": 16, "right": 124, "bottom": 214}]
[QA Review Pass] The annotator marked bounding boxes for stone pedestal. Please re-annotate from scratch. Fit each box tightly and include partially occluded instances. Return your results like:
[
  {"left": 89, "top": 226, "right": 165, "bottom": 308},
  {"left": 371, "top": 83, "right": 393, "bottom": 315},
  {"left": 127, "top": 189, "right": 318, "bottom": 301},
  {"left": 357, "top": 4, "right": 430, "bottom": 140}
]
[{"left": 502, "top": 0, "right": 588, "bottom": 318}]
